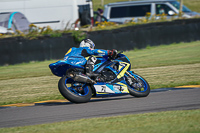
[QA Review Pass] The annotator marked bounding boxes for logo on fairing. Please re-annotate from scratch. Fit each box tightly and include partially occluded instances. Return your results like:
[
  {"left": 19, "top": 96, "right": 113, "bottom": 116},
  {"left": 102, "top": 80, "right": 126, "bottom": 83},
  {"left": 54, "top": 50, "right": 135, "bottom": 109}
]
[
  {"left": 101, "top": 86, "right": 106, "bottom": 92},
  {"left": 98, "top": 50, "right": 105, "bottom": 54}
]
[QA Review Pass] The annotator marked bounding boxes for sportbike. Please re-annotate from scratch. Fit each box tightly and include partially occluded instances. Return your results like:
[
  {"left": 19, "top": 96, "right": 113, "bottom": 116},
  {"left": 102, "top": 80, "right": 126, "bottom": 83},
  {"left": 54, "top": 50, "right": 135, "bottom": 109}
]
[{"left": 49, "top": 51, "right": 150, "bottom": 103}]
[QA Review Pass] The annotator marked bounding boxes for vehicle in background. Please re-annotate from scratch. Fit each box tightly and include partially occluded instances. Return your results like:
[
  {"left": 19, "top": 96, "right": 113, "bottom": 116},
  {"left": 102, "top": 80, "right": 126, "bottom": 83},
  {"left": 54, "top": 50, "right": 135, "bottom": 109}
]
[
  {"left": 103, "top": 0, "right": 200, "bottom": 24},
  {"left": 0, "top": 12, "right": 30, "bottom": 34},
  {"left": 0, "top": 0, "right": 94, "bottom": 30}
]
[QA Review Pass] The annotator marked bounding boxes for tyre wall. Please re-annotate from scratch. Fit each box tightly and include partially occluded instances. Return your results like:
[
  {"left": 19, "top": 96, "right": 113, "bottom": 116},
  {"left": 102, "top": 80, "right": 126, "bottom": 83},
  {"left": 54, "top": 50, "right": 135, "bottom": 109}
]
[
  {"left": 0, "top": 18, "right": 200, "bottom": 65},
  {"left": 0, "top": 34, "right": 75, "bottom": 65},
  {"left": 89, "top": 18, "right": 200, "bottom": 50}
]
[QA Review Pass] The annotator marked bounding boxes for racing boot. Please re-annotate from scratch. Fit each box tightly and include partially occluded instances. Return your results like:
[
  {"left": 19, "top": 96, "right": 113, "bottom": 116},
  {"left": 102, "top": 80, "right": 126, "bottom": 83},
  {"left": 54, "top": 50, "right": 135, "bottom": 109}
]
[
  {"left": 85, "top": 56, "right": 100, "bottom": 78},
  {"left": 95, "top": 76, "right": 105, "bottom": 82},
  {"left": 86, "top": 64, "right": 100, "bottom": 78}
]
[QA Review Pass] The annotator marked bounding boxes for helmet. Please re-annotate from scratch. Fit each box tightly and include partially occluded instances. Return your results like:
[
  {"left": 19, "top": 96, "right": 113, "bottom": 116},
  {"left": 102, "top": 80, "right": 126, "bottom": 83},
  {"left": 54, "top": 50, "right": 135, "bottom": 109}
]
[
  {"left": 80, "top": 39, "right": 95, "bottom": 49},
  {"left": 98, "top": 8, "right": 104, "bottom": 14}
]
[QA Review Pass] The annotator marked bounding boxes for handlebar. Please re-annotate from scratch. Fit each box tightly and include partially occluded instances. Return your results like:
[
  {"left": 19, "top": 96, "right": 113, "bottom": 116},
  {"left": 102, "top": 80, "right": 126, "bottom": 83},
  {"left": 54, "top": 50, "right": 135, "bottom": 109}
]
[{"left": 117, "top": 50, "right": 123, "bottom": 54}]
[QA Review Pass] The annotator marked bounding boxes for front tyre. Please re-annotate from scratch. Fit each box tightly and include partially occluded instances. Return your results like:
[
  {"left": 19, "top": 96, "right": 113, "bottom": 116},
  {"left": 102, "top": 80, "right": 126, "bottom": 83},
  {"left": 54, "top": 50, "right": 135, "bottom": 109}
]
[
  {"left": 126, "top": 72, "right": 150, "bottom": 97},
  {"left": 58, "top": 76, "right": 92, "bottom": 103}
]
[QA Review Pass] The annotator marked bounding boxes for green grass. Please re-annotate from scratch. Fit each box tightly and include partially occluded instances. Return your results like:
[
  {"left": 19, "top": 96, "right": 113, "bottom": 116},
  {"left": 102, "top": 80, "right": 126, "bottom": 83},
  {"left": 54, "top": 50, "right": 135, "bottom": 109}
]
[
  {"left": 1, "top": 109, "right": 200, "bottom": 133},
  {"left": 184, "top": 0, "right": 200, "bottom": 13},
  {"left": 135, "top": 63, "right": 200, "bottom": 89},
  {"left": 0, "top": 41, "right": 200, "bottom": 105},
  {"left": 126, "top": 42, "right": 200, "bottom": 68},
  {"left": 0, "top": 60, "right": 53, "bottom": 80}
]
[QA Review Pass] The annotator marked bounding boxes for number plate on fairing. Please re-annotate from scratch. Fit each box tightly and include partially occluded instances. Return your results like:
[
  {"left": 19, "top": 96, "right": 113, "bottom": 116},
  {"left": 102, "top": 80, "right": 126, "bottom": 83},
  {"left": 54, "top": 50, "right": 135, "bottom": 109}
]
[{"left": 94, "top": 83, "right": 129, "bottom": 94}]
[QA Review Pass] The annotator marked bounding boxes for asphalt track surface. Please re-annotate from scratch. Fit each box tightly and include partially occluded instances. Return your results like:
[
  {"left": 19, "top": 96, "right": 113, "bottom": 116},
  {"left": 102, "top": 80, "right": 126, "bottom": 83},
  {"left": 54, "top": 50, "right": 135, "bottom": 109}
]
[{"left": 0, "top": 87, "right": 200, "bottom": 128}]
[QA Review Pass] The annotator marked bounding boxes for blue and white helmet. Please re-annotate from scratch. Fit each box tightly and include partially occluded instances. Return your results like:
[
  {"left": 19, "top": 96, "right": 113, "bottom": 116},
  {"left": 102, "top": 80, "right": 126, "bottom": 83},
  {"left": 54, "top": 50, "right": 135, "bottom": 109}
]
[{"left": 80, "top": 39, "right": 95, "bottom": 49}]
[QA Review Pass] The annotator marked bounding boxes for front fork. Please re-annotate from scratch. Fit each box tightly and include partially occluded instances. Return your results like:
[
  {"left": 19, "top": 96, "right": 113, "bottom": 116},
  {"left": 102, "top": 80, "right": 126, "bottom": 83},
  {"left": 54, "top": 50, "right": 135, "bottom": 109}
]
[
  {"left": 125, "top": 71, "right": 136, "bottom": 85},
  {"left": 125, "top": 71, "right": 136, "bottom": 80},
  {"left": 125, "top": 71, "right": 143, "bottom": 89}
]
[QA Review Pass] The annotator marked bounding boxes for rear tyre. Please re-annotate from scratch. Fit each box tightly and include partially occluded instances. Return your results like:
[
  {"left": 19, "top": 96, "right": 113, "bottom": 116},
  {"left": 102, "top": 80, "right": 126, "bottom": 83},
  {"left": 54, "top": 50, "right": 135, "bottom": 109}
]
[
  {"left": 58, "top": 76, "right": 92, "bottom": 103},
  {"left": 127, "top": 72, "right": 150, "bottom": 97}
]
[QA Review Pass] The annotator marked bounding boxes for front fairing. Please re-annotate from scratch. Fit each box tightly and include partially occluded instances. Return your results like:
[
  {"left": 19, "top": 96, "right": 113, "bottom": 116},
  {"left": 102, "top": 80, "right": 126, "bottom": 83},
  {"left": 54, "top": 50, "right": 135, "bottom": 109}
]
[
  {"left": 92, "top": 54, "right": 132, "bottom": 96},
  {"left": 94, "top": 54, "right": 131, "bottom": 72},
  {"left": 94, "top": 80, "right": 130, "bottom": 97},
  {"left": 114, "top": 54, "right": 131, "bottom": 71}
]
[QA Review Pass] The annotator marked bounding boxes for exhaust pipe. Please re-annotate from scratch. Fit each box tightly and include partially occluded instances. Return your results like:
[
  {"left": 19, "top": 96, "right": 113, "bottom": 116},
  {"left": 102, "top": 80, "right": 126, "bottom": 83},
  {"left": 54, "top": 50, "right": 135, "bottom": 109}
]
[{"left": 68, "top": 73, "right": 96, "bottom": 84}]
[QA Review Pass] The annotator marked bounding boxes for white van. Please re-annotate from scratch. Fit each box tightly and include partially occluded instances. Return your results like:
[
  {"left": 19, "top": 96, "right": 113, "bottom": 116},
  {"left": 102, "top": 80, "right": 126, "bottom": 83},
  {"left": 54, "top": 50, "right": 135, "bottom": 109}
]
[
  {"left": 0, "top": 0, "right": 93, "bottom": 30},
  {"left": 103, "top": 0, "right": 200, "bottom": 24}
]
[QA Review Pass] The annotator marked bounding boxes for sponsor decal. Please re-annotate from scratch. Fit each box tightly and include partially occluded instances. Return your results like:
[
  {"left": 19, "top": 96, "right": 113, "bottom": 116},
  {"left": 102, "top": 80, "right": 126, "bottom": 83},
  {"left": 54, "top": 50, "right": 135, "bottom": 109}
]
[
  {"left": 97, "top": 50, "right": 106, "bottom": 54},
  {"left": 65, "top": 48, "right": 72, "bottom": 55}
]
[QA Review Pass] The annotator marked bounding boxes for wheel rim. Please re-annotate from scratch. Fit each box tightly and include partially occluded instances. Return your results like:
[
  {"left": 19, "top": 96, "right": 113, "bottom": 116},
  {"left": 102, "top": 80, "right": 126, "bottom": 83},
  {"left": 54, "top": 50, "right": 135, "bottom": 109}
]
[
  {"left": 65, "top": 80, "right": 89, "bottom": 96},
  {"left": 129, "top": 75, "right": 148, "bottom": 92}
]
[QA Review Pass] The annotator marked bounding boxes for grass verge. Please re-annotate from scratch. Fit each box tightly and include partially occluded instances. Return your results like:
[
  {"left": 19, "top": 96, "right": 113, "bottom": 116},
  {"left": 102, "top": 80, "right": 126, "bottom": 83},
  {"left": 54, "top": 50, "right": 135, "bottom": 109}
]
[
  {"left": 0, "top": 41, "right": 200, "bottom": 105},
  {"left": 0, "top": 109, "right": 200, "bottom": 133}
]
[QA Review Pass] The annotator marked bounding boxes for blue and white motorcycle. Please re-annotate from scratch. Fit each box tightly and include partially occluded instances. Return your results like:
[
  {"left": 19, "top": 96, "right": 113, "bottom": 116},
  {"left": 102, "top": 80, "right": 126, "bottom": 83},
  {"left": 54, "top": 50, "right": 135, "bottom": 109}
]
[{"left": 49, "top": 51, "right": 150, "bottom": 103}]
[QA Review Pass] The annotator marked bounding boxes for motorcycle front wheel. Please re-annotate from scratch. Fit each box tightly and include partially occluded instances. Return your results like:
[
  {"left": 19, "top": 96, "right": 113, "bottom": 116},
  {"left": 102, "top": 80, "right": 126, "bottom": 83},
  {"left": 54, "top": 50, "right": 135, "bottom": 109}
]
[
  {"left": 126, "top": 72, "right": 150, "bottom": 97},
  {"left": 58, "top": 76, "right": 92, "bottom": 103}
]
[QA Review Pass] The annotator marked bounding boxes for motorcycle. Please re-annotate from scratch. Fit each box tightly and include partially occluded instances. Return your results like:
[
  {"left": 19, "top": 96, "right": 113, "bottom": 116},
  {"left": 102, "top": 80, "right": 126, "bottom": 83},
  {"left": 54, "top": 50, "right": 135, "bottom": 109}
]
[{"left": 49, "top": 51, "right": 150, "bottom": 103}]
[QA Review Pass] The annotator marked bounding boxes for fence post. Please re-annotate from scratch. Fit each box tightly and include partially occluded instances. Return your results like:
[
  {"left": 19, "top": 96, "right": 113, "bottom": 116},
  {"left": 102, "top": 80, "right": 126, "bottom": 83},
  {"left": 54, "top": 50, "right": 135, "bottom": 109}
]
[
  {"left": 179, "top": 0, "right": 183, "bottom": 16},
  {"left": 101, "top": 0, "right": 104, "bottom": 6}
]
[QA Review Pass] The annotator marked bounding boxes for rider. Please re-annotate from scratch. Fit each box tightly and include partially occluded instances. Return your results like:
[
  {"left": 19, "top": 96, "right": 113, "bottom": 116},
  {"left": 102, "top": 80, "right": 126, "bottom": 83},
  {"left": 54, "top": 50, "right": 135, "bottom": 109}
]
[{"left": 64, "top": 39, "right": 117, "bottom": 78}]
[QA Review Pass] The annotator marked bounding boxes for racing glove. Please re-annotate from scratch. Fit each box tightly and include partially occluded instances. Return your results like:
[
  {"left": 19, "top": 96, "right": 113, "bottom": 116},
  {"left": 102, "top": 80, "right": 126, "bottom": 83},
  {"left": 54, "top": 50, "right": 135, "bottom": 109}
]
[{"left": 108, "top": 49, "right": 118, "bottom": 59}]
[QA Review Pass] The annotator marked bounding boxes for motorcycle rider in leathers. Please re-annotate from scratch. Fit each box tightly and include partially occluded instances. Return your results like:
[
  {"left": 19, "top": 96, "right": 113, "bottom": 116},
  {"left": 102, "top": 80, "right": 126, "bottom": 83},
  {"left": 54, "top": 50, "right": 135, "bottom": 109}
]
[{"left": 64, "top": 39, "right": 117, "bottom": 79}]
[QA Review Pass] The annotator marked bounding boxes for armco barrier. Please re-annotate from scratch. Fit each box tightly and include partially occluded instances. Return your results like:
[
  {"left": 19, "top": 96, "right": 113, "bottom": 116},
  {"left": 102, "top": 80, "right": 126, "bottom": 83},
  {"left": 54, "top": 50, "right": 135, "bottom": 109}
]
[{"left": 0, "top": 18, "right": 200, "bottom": 65}]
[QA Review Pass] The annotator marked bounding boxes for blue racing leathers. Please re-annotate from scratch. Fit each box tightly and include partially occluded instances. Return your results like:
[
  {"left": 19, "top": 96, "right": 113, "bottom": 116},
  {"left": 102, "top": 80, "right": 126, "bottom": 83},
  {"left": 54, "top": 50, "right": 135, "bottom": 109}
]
[{"left": 64, "top": 47, "right": 108, "bottom": 67}]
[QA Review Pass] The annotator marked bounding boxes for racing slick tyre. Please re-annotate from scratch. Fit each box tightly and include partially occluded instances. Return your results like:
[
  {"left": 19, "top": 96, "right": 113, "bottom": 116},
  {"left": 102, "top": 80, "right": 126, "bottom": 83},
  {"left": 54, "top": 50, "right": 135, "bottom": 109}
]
[
  {"left": 127, "top": 73, "right": 150, "bottom": 97},
  {"left": 58, "top": 76, "right": 92, "bottom": 103}
]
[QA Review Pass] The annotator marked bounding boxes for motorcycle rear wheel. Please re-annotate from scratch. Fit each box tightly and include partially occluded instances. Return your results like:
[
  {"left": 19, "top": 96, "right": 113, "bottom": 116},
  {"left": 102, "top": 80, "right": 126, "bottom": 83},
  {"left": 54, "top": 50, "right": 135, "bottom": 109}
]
[
  {"left": 127, "top": 73, "right": 150, "bottom": 97},
  {"left": 58, "top": 76, "right": 92, "bottom": 103}
]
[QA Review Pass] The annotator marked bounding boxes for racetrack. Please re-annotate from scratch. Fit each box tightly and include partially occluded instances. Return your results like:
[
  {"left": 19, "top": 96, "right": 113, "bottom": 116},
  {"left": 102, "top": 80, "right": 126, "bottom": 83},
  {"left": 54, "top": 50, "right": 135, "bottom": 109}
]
[{"left": 0, "top": 87, "right": 200, "bottom": 128}]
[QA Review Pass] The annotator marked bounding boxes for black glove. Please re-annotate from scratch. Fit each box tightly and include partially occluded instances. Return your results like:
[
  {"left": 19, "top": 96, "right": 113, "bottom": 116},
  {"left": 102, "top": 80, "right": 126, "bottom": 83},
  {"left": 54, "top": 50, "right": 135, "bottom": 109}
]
[{"left": 108, "top": 49, "right": 118, "bottom": 59}]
